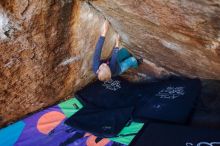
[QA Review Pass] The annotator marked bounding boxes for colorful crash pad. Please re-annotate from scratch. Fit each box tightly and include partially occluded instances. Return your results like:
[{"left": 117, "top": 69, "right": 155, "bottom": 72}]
[{"left": 0, "top": 97, "right": 143, "bottom": 146}]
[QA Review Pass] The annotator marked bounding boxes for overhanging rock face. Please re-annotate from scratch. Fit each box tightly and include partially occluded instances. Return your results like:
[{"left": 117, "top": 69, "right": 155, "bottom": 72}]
[
  {"left": 0, "top": 0, "right": 220, "bottom": 127},
  {"left": 89, "top": 0, "right": 220, "bottom": 79}
]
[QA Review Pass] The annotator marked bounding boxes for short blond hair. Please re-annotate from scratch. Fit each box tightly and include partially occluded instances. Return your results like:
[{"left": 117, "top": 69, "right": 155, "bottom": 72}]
[{"left": 98, "top": 64, "right": 111, "bottom": 81}]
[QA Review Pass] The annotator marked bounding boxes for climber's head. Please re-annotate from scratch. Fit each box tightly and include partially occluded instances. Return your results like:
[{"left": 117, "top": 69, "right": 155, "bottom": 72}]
[{"left": 96, "top": 63, "right": 111, "bottom": 81}]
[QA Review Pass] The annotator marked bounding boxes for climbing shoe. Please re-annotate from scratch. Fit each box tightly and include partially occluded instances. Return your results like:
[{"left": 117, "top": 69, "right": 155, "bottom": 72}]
[{"left": 137, "top": 57, "right": 143, "bottom": 65}]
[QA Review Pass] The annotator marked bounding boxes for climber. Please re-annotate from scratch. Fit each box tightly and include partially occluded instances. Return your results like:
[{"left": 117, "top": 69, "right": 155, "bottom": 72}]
[{"left": 92, "top": 20, "right": 143, "bottom": 81}]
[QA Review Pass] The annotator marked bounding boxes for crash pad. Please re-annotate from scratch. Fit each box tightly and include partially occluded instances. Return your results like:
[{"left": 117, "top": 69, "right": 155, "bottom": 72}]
[{"left": 0, "top": 97, "right": 143, "bottom": 146}]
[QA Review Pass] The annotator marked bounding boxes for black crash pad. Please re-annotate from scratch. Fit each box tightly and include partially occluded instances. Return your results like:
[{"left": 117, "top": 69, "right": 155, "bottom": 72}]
[
  {"left": 131, "top": 123, "right": 220, "bottom": 146},
  {"left": 133, "top": 77, "right": 201, "bottom": 123},
  {"left": 65, "top": 106, "right": 133, "bottom": 138},
  {"left": 66, "top": 76, "right": 201, "bottom": 138},
  {"left": 76, "top": 77, "right": 142, "bottom": 109}
]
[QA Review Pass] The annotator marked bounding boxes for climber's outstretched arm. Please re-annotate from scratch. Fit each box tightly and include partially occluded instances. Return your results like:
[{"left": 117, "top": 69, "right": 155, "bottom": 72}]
[{"left": 92, "top": 20, "right": 109, "bottom": 74}]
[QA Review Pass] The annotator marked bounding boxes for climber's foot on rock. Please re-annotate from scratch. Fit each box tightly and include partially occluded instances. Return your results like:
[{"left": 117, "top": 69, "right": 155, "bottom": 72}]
[{"left": 137, "top": 57, "right": 143, "bottom": 65}]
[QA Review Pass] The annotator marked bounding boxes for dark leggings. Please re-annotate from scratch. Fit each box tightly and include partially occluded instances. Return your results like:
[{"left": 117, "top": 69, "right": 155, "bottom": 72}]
[{"left": 117, "top": 48, "right": 138, "bottom": 75}]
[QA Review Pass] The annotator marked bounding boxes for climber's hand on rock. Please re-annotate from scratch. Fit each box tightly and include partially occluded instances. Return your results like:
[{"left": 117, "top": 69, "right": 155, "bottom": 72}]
[
  {"left": 115, "top": 34, "right": 120, "bottom": 48},
  {"left": 101, "top": 20, "right": 109, "bottom": 36}
]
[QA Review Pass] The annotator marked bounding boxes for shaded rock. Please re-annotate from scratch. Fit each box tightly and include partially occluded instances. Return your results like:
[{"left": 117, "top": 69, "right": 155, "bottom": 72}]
[{"left": 190, "top": 79, "right": 220, "bottom": 129}]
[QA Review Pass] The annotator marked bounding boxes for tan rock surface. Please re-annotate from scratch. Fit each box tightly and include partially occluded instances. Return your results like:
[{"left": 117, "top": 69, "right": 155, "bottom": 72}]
[{"left": 0, "top": 0, "right": 116, "bottom": 127}]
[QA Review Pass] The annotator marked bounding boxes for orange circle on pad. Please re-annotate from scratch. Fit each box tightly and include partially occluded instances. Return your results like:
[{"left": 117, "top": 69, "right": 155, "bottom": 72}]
[{"left": 37, "top": 111, "right": 65, "bottom": 134}]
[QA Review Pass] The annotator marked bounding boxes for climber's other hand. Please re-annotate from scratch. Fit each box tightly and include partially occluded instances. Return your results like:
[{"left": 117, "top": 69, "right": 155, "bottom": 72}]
[
  {"left": 101, "top": 20, "right": 109, "bottom": 36},
  {"left": 115, "top": 34, "right": 120, "bottom": 47}
]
